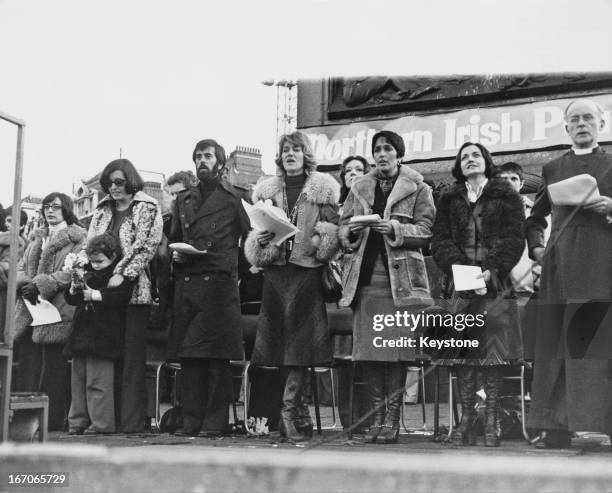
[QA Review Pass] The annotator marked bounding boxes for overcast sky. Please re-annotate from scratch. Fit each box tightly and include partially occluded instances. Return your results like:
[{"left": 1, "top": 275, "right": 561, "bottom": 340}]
[{"left": 1, "top": 0, "right": 612, "bottom": 206}]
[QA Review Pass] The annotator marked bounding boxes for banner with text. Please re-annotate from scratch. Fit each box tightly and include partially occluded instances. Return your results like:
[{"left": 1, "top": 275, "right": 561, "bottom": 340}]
[{"left": 302, "top": 94, "right": 612, "bottom": 165}]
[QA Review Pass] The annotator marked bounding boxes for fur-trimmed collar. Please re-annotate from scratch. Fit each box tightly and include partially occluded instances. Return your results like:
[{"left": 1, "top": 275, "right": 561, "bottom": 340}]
[
  {"left": 252, "top": 171, "right": 340, "bottom": 205},
  {"left": 350, "top": 165, "right": 425, "bottom": 210},
  {"left": 27, "top": 224, "right": 87, "bottom": 277},
  {"left": 97, "top": 190, "right": 158, "bottom": 209},
  {"left": 445, "top": 178, "right": 516, "bottom": 201}
]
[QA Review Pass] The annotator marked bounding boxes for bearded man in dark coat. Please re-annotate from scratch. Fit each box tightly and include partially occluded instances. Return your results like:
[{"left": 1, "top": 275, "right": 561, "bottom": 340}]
[
  {"left": 526, "top": 98, "right": 612, "bottom": 448},
  {"left": 167, "top": 139, "right": 250, "bottom": 437}
]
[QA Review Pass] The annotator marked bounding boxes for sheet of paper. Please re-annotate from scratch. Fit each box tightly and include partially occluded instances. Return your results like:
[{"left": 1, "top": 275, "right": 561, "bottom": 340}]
[
  {"left": 24, "top": 297, "right": 62, "bottom": 326},
  {"left": 548, "top": 173, "right": 600, "bottom": 206},
  {"left": 242, "top": 200, "right": 299, "bottom": 247},
  {"left": 169, "top": 242, "right": 208, "bottom": 255},
  {"left": 452, "top": 264, "right": 486, "bottom": 291}
]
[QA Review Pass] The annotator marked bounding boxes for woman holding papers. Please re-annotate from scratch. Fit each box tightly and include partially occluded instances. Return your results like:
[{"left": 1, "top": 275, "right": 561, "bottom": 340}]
[
  {"left": 15, "top": 193, "right": 87, "bottom": 430},
  {"left": 338, "top": 130, "right": 435, "bottom": 444},
  {"left": 244, "top": 131, "right": 340, "bottom": 442},
  {"left": 431, "top": 141, "right": 524, "bottom": 447},
  {"left": 88, "top": 159, "right": 163, "bottom": 432}
]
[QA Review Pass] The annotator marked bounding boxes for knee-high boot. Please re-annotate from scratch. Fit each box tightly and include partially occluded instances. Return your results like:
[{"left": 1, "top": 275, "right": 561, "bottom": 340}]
[
  {"left": 363, "top": 363, "right": 386, "bottom": 443},
  {"left": 452, "top": 366, "right": 477, "bottom": 446},
  {"left": 378, "top": 363, "right": 403, "bottom": 444},
  {"left": 484, "top": 368, "right": 502, "bottom": 447},
  {"left": 280, "top": 367, "right": 308, "bottom": 442}
]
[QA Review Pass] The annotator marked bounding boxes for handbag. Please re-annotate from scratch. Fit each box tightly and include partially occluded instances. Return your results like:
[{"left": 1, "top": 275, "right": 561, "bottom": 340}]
[
  {"left": 31, "top": 321, "right": 73, "bottom": 344},
  {"left": 321, "top": 261, "right": 342, "bottom": 303}
]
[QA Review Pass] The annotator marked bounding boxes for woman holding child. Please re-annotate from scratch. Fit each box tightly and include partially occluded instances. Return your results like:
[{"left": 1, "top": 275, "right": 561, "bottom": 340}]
[
  {"left": 431, "top": 141, "right": 524, "bottom": 447},
  {"left": 88, "top": 159, "right": 163, "bottom": 433},
  {"left": 339, "top": 130, "right": 435, "bottom": 443}
]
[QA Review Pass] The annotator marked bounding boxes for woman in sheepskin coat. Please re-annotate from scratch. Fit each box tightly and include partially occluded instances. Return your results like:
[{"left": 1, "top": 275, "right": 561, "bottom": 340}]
[
  {"left": 87, "top": 159, "right": 163, "bottom": 433},
  {"left": 339, "top": 131, "right": 435, "bottom": 444},
  {"left": 431, "top": 141, "right": 524, "bottom": 447},
  {"left": 244, "top": 131, "right": 340, "bottom": 442},
  {"left": 15, "top": 193, "right": 87, "bottom": 430}
]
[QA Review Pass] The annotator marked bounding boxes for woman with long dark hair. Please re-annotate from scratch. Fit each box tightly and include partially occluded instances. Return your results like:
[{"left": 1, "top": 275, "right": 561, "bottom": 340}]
[
  {"left": 431, "top": 141, "right": 524, "bottom": 447},
  {"left": 339, "top": 131, "right": 435, "bottom": 443},
  {"left": 244, "top": 131, "right": 341, "bottom": 442},
  {"left": 88, "top": 159, "right": 163, "bottom": 432}
]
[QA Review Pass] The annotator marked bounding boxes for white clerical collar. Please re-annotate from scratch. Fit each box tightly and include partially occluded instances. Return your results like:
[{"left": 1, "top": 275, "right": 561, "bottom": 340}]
[
  {"left": 466, "top": 178, "right": 488, "bottom": 203},
  {"left": 572, "top": 145, "right": 598, "bottom": 155}
]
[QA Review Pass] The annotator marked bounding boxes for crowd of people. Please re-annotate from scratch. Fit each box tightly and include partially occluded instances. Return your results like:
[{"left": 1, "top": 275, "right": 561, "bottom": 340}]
[{"left": 2, "top": 97, "right": 611, "bottom": 449}]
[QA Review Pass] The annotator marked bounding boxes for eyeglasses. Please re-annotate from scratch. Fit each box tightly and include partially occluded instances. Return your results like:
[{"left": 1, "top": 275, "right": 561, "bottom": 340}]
[
  {"left": 43, "top": 204, "right": 62, "bottom": 212},
  {"left": 109, "top": 178, "right": 127, "bottom": 187}
]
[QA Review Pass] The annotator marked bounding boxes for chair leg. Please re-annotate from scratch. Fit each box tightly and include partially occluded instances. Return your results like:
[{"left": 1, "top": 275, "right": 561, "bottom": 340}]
[
  {"left": 433, "top": 365, "right": 440, "bottom": 439},
  {"left": 40, "top": 401, "right": 48, "bottom": 442},
  {"left": 154, "top": 363, "right": 163, "bottom": 433},
  {"left": 420, "top": 366, "right": 427, "bottom": 428},
  {"left": 347, "top": 363, "right": 355, "bottom": 440},
  {"left": 310, "top": 367, "right": 322, "bottom": 435}
]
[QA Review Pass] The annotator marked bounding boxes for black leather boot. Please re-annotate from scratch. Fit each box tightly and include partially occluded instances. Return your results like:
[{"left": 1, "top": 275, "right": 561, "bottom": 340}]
[
  {"left": 363, "top": 363, "right": 386, "bottom": 443},
  {"left": 484, "top": 368, "right": 501, "bottom": 447},
  {"left": 452, "top": 367, "right": 477, "bottom": 446},
  {"left": 280, "top": 368, "right": 308, "bottom": 442},
  {"left": 377, "top": 363, "right": 403, "bottom": 444}
]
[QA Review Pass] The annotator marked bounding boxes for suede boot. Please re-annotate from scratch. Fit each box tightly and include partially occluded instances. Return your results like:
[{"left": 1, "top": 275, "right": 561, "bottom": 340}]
[
  {"left": 484, "top": 368, "right": 502, "bottom": 447},
  {"left": 363, "top": 363, "right": 386, "bottom": 443},
  {"left": 295, "top": 395, "right": 314, "bottom": 439},
  {"left": 280, "top": 368, "right": 308, "bottom": 442},
  {"left": 452, "top": 367, "right": 477, "bottom": 446},
  {"left": 377, "top": 363, "right": 403, "bottom": 444}
]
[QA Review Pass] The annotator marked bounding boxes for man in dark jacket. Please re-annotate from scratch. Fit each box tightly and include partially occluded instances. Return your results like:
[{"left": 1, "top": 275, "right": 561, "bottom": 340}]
[{"left": 167, "top": 139, "right": 250, "bottom": 437}]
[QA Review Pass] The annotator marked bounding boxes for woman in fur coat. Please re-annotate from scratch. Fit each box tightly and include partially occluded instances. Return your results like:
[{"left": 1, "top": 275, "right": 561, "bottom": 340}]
[
  {"left": 87, "top": 159, "right": 163, "bottom": 433},
  {"left": 431, "top": 141, "right": 525, "bottom": 447},
  {"left": 244, "top": 131, "right": 340, "bottom": 442},
  {"left": 15, "top": 193, "right": 87, "bottom": 430},
  {"left": 339, "top": 131, "right": 436, "bottom": 444}
]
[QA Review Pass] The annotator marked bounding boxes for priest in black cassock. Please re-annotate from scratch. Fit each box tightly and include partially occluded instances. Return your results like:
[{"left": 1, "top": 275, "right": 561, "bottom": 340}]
[{"left": 526, "top": 98, "right": 612, "bottom": 448}]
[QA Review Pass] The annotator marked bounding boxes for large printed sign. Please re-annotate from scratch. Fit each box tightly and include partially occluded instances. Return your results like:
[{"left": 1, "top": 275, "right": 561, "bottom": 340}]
[{"left": 302, "top": 94, "right": 612, "bottom": 165}]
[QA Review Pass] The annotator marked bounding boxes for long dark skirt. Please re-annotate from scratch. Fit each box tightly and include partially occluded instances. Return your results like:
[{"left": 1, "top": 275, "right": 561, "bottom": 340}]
[{"left": 251, "top": 263, "right": 332, "bottom": 367}]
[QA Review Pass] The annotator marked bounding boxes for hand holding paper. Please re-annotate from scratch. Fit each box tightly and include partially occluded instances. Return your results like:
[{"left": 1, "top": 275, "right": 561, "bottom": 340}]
[{"left": 242, "top": 200, "right": 299, "bottom": 246}]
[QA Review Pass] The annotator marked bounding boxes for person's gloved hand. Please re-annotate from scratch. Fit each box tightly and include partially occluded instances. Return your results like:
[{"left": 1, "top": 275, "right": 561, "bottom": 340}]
[{"left": 21, "top": 282, "right": 40, "bottom": 304}]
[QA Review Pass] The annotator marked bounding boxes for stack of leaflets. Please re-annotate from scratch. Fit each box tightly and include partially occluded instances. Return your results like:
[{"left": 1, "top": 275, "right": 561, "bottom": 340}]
[
  {"left": 348, "top": 214, "right": 382, "bottom": 226},
  {"left": 242, "top": 200, "right": 299, "bottom": 246},
  {"left": 548, "top": 173, "right": 600, "bottom": 206},
  {"left": 169, "top": 243, "right": 208, "bottom": 255}
]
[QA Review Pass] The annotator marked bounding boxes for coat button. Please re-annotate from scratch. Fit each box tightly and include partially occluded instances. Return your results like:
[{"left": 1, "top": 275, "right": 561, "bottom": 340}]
[
  {"left": 207, "top": 241, "right": 212, "bottom": 247},
  {"left": 204, "top": 276, "right": 210, "bottom": 281},
  {"left": 184, "top": 276, "right": 190, "bottom": 282},
  {"left": 211, "top": 223, "right": 216, "bottom": 229},
  {"left": 393, "top": 264, "right": 400, "bottom": 269},
  {"left": 185, "top": 223, "right": 190, "bottom": 229},
  {"left": 189, "top": 240, "right": 194, "bottom": 245}
]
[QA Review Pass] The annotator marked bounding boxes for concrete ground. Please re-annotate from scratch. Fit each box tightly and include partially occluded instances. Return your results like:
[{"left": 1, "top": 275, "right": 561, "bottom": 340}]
[{"left": 2, "top": 403, "right": 611, "bottom": 493}]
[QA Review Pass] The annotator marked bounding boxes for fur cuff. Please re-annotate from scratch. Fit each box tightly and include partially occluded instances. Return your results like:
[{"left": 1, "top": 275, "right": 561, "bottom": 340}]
[
  {"left": 387, "top": 219, "right": 404, "bottom": 248},
  {"left": 314, "top": 222, "right": 340, "bottom": 262},
  {"left": 33, "top": 274, "right": 59, "bottom": 301},
  {"left": 338, "top": 225, "right": 362, "bottom": 250},
  {"left": 244, "top": 230, "right": 281, "bottom": 267}
]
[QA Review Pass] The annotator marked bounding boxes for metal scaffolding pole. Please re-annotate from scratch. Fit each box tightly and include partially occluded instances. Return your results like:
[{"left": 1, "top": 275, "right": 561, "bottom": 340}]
[{"left": 0, "top": 110, "right": 26, "bottom": 442}]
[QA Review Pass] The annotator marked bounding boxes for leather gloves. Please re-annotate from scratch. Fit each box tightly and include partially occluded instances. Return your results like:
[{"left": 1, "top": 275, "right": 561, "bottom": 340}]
[{"left": 21, "top": 282, "right": 40, "bottom": 304}]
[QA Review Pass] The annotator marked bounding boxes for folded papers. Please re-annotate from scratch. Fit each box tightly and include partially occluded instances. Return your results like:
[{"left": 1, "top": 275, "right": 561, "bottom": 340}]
[
  {"left": 242, "top": 200, "right": 299, "bottom": 247},
  {"left": 548, "top": 173, "right": 600, "bottom": 206},
  {"left": 169, "top": 243, "right": 208, "bottom": 255},
  {"left": 452, "top": 264, "right": 486, "bottom": 291}
]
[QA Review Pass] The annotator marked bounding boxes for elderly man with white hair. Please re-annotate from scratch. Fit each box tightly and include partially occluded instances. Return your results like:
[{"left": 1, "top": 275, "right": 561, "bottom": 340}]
[{"left": 526, "top": 98, "right": 612, "bottom": 448}]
